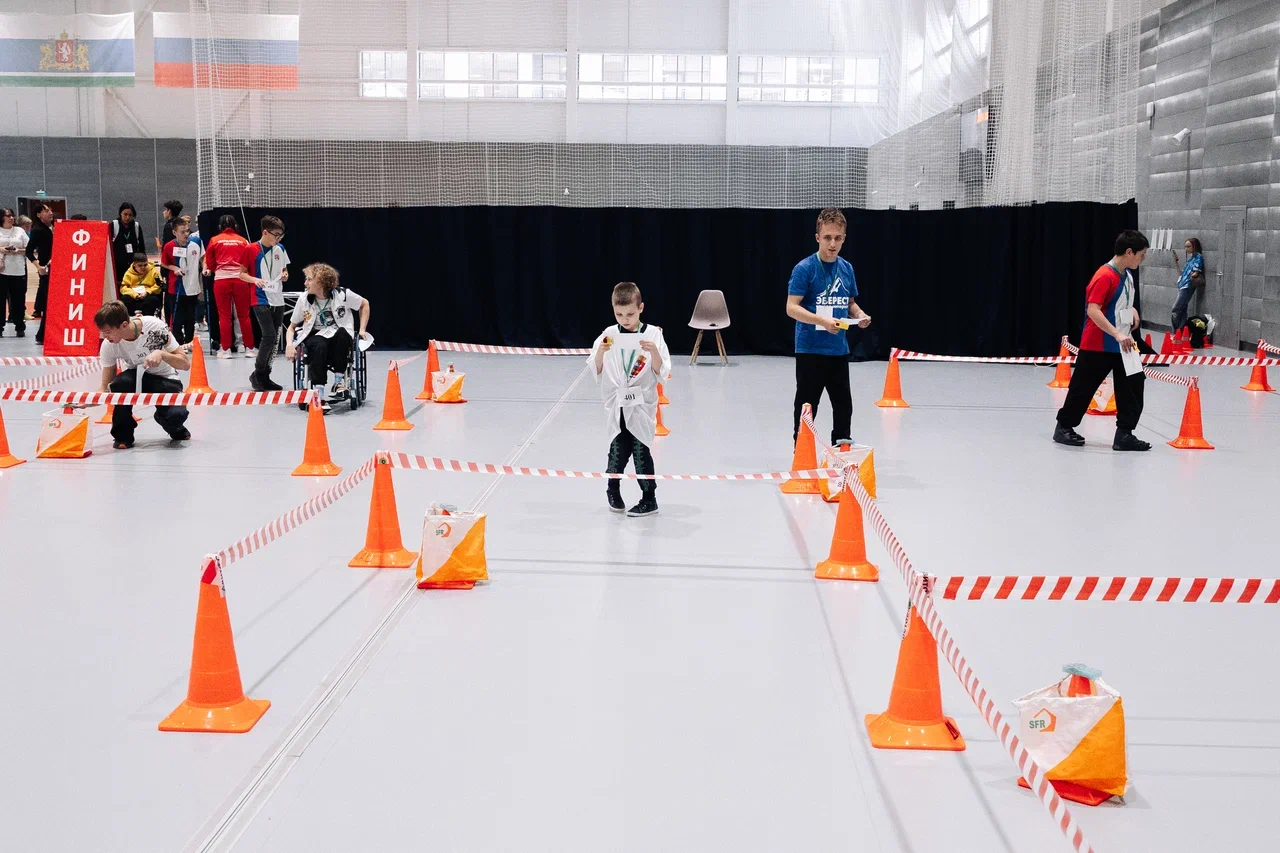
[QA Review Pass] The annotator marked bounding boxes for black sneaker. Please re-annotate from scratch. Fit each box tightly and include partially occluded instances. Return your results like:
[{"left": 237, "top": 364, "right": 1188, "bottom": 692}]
[
  {"left": 113, "top": 439, "right": 134, "bottom": 450},
  {"left": 260, "top": 375, "right": 283, "bottom": 392},
  {"left": 607, "top": 489, "right": 625, "bottom": 513},
  {"left": 249, "top": 371, "right": 282, "bottom": 392},
  {"left": 169, "top": 428, "right": 191, "bottom": 442},
  {"left": 626, "top": 497, "right": 659, "bottom": 518},
  {"left": 1113, "top": 429, "right": 1152, "bottom": 452},
  {"left": 1053, "top": 425, "right": 1086, "bottom": 447},
  {"left": 15, "top": 330, "right": 23, "bottom": 338}
]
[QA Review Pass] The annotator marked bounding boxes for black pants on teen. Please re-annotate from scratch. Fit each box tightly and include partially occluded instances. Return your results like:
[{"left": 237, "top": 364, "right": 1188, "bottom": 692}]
[
  {"left": 0, "top": 273, "right": 25, "bottom": 334},
  {"left": 120, "top": 292, "right": 162, "bottom": 317},
  {"left": 1056, "top": 350, "right": 1146, "bottom": 432},
  {"left": 793, "top": 352, "right": 853, "bottom": 444},
  {"left": 173, "top": 294, "right": 199, "bottom": 345},
  {"left": 34, "top": 274, "right": 48, "bottom": 342},
  {"left": 607, "top": 409, "right": 656, "bottom": 498},
  {"left": 110, "top": 370, "right": 189, "bottom": 444},
  {"left": 302, "top": 329, "right": 353, "bottom": 386},
  {"left": 252, "top": 305, "right": 284, "bottom": 378}
]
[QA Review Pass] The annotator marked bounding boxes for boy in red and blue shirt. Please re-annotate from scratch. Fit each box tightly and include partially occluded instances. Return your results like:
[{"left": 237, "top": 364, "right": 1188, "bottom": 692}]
[{"left": 1054, "top": 230, "right": 1151, "bottom": 452}]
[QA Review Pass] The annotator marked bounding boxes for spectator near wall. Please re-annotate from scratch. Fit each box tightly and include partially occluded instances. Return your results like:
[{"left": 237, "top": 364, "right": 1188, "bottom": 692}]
[
  {"left": 156, "top": 199, "right": 183, "bottom": 253},
  {"left": 161, "top": 216, "right": 203, "bottom": 345},
  {"left": 203, "top": 214, "right": 254, "bottom": 359},
  {"left": 25, "top": 203, "right": 54, "bottom": 345},
  {"left": 110, "top": 203, "right": 145, "bottom": 286},
  {"left": 0, "top": 208, "right": 29, "bottom": 337}
]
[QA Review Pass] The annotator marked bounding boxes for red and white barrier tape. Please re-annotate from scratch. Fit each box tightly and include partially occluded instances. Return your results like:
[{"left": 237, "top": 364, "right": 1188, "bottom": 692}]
[
  {"left": 0, "top": 356, "right": 100, "bottom": 367},
  {"left": 392, "top": 352, "right": 428, "bottom": 369},
  {"left": 0, "top": 388, "right": 313, "bottom": 406},
  {"left": 891, "top": 348, "right": 1067, "bottom": 365},
  {"left": 893, "top": 344, "right": 1277, "bottom": 368},
  {"left": 214, "top": 455, "right": 378, "bottom": 568},
  {"left": 385, "top": 451, "right": 839, "bottom": 481},
  {"left": 1143, "top": 368, "right": 1197, "bottom": 388},
  {"left": 1259, "top": 339, "right": 1280, "bottom": 356},
  {"left": 1062, "top": 337, "right": 1079, "bottom": 356},
  {"left": 0, "top": 359, "right": 100, "bottom": 390},
  {"left": 939, "top": 575, "right": 1280, "bottom": 604},
  {"left": 799, "top": 407, "right": 1096, "bottom": 853},
  {"left": 432, "top": 340, "right": 592, "bottom": 356}
]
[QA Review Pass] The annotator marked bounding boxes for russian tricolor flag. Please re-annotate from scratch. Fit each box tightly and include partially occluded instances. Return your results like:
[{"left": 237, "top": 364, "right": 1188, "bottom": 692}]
[{"left": 153, "top": 12, "right": 298, "bottom": 90}]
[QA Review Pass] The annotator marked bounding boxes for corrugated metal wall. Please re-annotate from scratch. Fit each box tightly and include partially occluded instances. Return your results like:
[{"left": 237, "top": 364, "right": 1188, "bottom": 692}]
[
  {"left": 1138, "top": 0, "right": 1280, "bottom": 347},
  {"left": 0, "top": 137, "right": 198, "bottom": 244}
]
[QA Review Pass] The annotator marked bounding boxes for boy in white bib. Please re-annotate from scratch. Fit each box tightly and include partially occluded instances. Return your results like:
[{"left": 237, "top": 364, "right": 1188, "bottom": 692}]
[{"left": 588, "top": 282, "right": 670, "bottom": 517}]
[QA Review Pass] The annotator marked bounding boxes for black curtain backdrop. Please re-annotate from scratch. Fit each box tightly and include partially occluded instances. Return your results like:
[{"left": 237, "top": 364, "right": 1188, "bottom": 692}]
[{"left": 201, "top": 199, "right": 1137, "bottom": 359}]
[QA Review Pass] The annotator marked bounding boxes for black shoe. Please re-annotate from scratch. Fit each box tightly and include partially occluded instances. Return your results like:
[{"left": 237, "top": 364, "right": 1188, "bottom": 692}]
[
  {"left": 607, "top": 489, "right": 625, "bottom": 513},
  {"left": 626, "top": 497, "right": 659, "bottom": 517},
  {"left": 249, "top": 371, "right": 282, "bottom": 392},
  {"left": 14, "top": 330, "right": 23, "bottom": 338},
  {"left": 34, "top": 336, "right": 42, "bottom": 345},
  {"left": 113, "top": 439, "right": 134, "bottom": 450},
  {"left": 1053, "top": 425, "right": 1086, "bottom": 447},
  {"left": 169, "top": 428, "right": 191, "bottom": 442},
  {"left": 1112, "top": 429, "right": 1152, "bottom": 452}
]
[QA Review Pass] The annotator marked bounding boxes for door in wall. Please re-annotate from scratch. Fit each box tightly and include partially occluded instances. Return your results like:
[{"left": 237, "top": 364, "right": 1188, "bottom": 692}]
[{"left": 1211, "top": 205, "right": 1246, "bottom": 350}]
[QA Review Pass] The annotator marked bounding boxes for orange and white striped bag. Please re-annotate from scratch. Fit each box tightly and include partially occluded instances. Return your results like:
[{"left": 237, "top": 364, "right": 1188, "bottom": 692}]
[
  {"left": 431, "top": 367, "right": 466, "bottom": 403},
  {"left": 1013, "top": 665, "right": 1127, "bottom": 805},
  {"left": 36, "top": 407, "right": 92, "bottom": 459},
  {"left": 819, "top": 444, "right": 876, "bottom": 502},
  {"left": 416, "top": 503, "right": 488, "bottom": 590}
]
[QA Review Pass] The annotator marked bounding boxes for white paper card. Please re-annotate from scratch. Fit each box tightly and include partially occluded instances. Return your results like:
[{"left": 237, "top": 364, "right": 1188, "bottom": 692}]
[{"left": 1121, "top": 345, "right": 1144, "bottom": 376}]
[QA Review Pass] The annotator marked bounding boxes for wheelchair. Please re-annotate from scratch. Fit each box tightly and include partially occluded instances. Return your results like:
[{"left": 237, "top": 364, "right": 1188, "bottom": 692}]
[{"left": 292, "top": 333, "right": 368, "bottom": 411}]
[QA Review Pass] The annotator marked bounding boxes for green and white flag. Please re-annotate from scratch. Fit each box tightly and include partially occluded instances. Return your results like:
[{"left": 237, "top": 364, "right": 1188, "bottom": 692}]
[{"left": 0, "top": 13, "right": 135, "bottom": 87}]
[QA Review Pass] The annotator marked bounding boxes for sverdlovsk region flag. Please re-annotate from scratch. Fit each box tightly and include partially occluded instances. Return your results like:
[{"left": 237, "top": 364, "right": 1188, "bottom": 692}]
[
  {"left": 0, "top": 13, "right": 135, "bottom": 87},
  {"left": 153, "top": 12, "right": 298, "bottom": 90}
]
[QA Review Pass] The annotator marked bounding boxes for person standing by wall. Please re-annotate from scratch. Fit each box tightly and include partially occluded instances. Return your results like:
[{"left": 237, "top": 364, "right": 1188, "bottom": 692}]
[
  {"left": 156, "top": 199, "right": 182, "bottom": 253},
  {"left": 110, "top": 203, "right": 145, "bottom": 287},
  {"left": 25, "top": 203, "right": 53, "bottom": 344},
  {"left": 785, "top": 207, "right": 871, "bottom": 446},
  {"left": 1170, "top": 237, "right": 1203, "bottom": 332},
  {"left": 1053, "top": 230, "right": 1151, "bottom": 452},
  {"left": 0, "top": 208, "right": 29, "bottom": 337}
]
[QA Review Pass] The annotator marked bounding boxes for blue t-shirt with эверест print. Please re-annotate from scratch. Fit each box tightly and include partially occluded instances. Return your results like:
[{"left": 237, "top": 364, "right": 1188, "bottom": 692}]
[{"left": 789, "top": 253, "right": 858, "bottom": 356}]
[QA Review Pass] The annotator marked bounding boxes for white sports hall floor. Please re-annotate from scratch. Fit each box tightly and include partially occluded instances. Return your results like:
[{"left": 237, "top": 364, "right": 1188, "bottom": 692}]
[{"left": 1, "top": 334, "right": 1277, "bottom": 853}]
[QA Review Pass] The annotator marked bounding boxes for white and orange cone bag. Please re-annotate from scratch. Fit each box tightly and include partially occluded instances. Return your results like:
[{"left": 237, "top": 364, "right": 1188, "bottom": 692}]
[
  {"left": 36, "top": 407, "right": 92, "bottom": 459},
  {"left": 416, "top": 503, "right": 488, "bottom": 589},
  {"left": 819, "top": 444, "right": 876, "bottom": 502},
  {"left": 1013, "top": 664, "right": 1127, "bottom": 806},
  {"left": 1086, "top": 377, "right": 1117, "bottom": 416},
  {"left": 431, "top": 365, "right": 467, "bottom": 404}
]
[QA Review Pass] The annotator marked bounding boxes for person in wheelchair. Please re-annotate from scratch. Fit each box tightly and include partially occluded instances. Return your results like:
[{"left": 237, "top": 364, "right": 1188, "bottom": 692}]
[
  {"left": 285, "top": 262, "right": 370, "bottom": 412},
  {"left": 119, "top": 253, "right": 164, "bottom": 317}
]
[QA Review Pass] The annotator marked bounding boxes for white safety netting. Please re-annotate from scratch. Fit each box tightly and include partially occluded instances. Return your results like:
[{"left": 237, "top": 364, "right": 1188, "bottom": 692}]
[{"left": 190, "top": 0, "right": 1138, "bottom": 211}]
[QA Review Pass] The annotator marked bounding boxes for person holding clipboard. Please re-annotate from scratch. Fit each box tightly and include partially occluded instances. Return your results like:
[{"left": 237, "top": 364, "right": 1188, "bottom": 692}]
[
  {"left": 1053, "top": 230, "right": 1152, "bottom": 452},
  {"left": 588, "top": 282, "right": 671, "bottom": 517}
]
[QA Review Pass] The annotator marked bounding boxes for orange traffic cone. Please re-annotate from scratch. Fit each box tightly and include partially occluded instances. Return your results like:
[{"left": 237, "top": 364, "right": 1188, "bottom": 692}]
[
  {"left": 1176, "top": 328, "right": 1192, "bottom": 354},
  {"left": 655, "top": 400, "right": 670, "bottom": 437},
  {"left": 0, "top": 404, "right": 25, "bottom": 469},
  {"left": 349, "top": 452, "right": 418, "bottom": 568},
  {"left": 185, "top": 337, "right": 215, "bottom": 394},
  {"left": 1144, "top": 333, "right": 1153, "bottom": 350},
  {"left": 657, "top": 382, "right": 670, "bottom": 405},
  {"left": 1241, "top": 345, "right": 1275, "bottom": 392},
  {"left": 1168, "top": 383, "right": 1214, "bottom": 450},
  {"left": 159, "top": 559, "right": 271, "bottom": 733},
  {"left": 815, "top": 484, "right": 878, "bottom": 582},
  {"left": 292, "top": 396, "right": 342, "bottom": 476},
  {"left": 875, "top": 355, "right": 909, "bottom": 408},
  {"left": 416, "top": 340, "right": 440, "bottom": 401},
  {"left": 781, "top": 409, "right": 821, "bottom": 494},
  {"left": 1160, "top": 331, "right": 1173, "bottom": 355},
  {"left": 373, "top": 363, "right": 414, "bottom": 430},
  {"left": 866, "top": 606, "right": 966, "bottom": 751},
  {"left": 1047, "top": 344, "right": 1072, "bottom": 388}
]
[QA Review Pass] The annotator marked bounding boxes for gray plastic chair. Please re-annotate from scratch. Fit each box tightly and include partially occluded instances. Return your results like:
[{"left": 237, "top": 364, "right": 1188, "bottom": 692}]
[{"left": 688, "top": 289, "right": 730, "bottom": 365}]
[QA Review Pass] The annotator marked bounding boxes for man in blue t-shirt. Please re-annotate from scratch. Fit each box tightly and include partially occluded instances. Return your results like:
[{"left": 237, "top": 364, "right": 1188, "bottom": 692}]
[{"left": 786, "top": 207, "right": 871, "bottom": 445}]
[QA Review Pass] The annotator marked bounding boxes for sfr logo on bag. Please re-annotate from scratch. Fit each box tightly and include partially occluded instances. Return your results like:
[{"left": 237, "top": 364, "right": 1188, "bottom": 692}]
[
  {"left": 1028, "top": 708, "right": 1057, "bottom": 733},
  {"left": 433, "top": 522, "right": 452, "bottom": 538}
]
